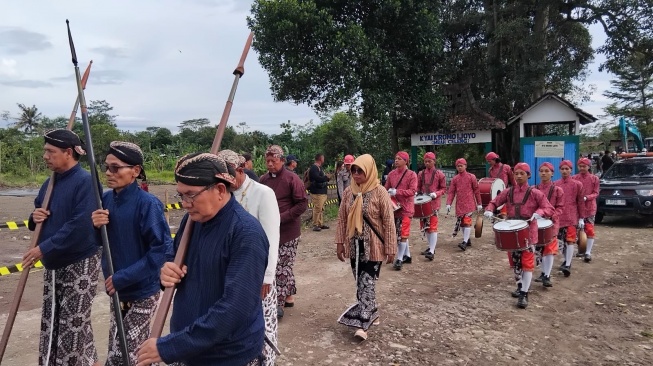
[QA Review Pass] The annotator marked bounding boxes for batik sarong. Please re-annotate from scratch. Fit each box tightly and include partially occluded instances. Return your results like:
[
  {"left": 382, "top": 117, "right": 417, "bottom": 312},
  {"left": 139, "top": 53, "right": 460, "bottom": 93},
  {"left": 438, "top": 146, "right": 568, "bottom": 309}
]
[
  {"left": 105, "top": 292, "right": 160, "bottom": 366},
  {"left": 39, "top": 251, "right": 100, "bottom": 366},
  {"left": 338, "top": 240, "right": 382, "bottom": 331},
  {"left": 262, "top": 283, "right": 278, "bottom": 366},
  {"left": 276, "top": 237, "right": 299, "bottom": 307}
]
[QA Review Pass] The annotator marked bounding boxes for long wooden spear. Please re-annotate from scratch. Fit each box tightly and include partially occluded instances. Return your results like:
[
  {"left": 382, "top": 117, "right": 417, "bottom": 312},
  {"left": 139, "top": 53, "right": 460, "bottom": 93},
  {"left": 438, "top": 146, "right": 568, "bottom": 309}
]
[
  {"left": 66, "top": 20, "right": 131, "bottom": 364},
  {"left": 150, "top": 31, "right": 254, "bottom": 338},
  {"left": 0, "top": 61, "right": 93, "bottom": 363}
]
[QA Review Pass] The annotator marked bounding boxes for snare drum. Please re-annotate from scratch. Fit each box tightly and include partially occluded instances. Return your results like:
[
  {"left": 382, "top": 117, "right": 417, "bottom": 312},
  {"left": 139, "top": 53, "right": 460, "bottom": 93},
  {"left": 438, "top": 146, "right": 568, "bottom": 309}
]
[
  {"left": 479, "top": 178, "right": 505, "bottom": 207},
  {"left": 536, "top": 218, "right": 555, "bottom": 246},
  {"left": 414, "top": 195, "right": 433, "bottom": 218},
  {"left": 493, "top": 220, "right": 530, "bottom": 251},
  {"left": 390, "top": 196, "right": 401, "bottom": 211}
]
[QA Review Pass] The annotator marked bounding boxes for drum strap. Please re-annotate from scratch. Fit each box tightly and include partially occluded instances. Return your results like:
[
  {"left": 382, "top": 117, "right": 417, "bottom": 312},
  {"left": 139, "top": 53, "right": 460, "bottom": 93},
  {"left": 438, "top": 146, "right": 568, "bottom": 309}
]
[
  {"left": 393, "top": 169, "right": 408, "bottom": 189},
  {"left": 508, "top": 186, "right": 532, "bottom": 219},
  {"left": 420, "top": 169, "right": 438, "bottom": 193},
  {"left": 547, "top": 185, "right": 554, "bottom": 201}
]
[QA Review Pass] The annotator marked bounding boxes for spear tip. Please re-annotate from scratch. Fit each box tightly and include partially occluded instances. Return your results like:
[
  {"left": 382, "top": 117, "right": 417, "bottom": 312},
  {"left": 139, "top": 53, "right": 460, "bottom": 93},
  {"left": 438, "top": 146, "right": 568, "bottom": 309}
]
[{"left": 66, "top": 19, "right": 69, "bottom": 25}]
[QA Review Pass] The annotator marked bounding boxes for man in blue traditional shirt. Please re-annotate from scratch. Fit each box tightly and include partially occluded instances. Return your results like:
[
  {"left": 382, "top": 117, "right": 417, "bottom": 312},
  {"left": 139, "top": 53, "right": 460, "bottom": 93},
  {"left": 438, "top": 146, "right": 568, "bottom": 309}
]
[
  {"left": 136, "top": 153, "right": 269, "bottom": 366},
  {"left": 23, "top": 129, "right": 102, "bottom": 366},
  {"left": 91, "top": 141, "right": 171, "bottom": 366}
]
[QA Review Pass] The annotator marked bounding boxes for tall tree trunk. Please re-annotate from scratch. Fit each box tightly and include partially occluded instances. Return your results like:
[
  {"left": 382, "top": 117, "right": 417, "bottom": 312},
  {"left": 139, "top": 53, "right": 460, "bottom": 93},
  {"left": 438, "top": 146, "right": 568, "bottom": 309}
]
[
  {"left": 391, "top": 116, "right": 400, "bottom": 153},
  {"left": 531, "top": 2, "right": 550, "bottom": 101}
]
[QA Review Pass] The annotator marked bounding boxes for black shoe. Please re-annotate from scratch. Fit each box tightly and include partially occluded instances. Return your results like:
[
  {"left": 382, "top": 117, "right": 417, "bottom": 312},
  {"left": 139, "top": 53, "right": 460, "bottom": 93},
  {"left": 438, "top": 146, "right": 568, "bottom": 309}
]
[
  {"left": 542, "top": 275, "right": 553, "bottom": 288},
  {"left": 393, "top": 259, "right": 403, "bottom": 270},
  {"left": 575, "top": 252, "right": 585, "bottom": 258},
  {"left": 320, "top": 225, "right": 330, "bottom": 229},
  {"left": 466, "top": 239, "right": 472, "bottom": 247},
  {"left": 561, "top": 265, "right": 571, "bottom": 277},
  {"left": 558, "top": 262, "right": 566, "bottom": 271},
  {"left": 584, "top": 254, "right": 592, "bottom": 263},
  {"left": 511, "top": 288, "right": 521, "bottom": 298},
  {"left": 277, "top": 306, "right": 284, "bottom": 319},
  {"left": 312, "top": 226, "right": 322, "bottom": 232},
  {"left": 517, "top": 291, "right": 529, "bottom": 309},
  {"left": 458, "top": 242, "right": 467, "bottom": 251},
  {"left": 534, "top": 273, "right": 545, "bottom": 283},
  {"left": 402, "top": 256, "right": 412, "bottom": 264},
  {"left": 425, "top": 252, "right": 434, "bottom": 261},
  {"left": 420, "top": 248, "right": 430, "bottom": 255}
]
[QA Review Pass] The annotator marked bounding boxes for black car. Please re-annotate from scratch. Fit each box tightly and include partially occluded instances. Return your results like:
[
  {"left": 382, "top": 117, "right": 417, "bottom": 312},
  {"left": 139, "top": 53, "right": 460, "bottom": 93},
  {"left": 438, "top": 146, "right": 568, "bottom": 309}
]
[{"left": 596, "top": 157, "right": 653, "bottom": 223}]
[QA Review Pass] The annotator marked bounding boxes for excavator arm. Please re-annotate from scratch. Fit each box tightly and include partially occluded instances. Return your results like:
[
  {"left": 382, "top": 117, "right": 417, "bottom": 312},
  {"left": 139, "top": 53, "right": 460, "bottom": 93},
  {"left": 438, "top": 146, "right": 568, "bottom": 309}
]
[{"left": 619, "top": 117, "right": 645, "bottom": 152}]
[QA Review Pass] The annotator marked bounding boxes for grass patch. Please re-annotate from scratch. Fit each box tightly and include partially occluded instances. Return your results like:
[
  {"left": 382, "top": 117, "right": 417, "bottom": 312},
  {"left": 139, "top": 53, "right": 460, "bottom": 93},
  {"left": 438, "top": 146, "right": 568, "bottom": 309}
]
[
  {"left": 146, "top": 171, "right": 176, "bottom": 185},
  {"left": 641, "top": 330, "right": 653, "bottom": 339},
  {"left": 0, "top": 173, "right": 50, "bottom": 188}
]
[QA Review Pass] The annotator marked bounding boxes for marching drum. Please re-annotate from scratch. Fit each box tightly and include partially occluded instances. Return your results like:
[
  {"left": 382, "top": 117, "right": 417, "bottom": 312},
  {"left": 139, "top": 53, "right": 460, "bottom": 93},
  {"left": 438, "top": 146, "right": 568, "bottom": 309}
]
[
  {"left": 414, "top": 195, "right": 433, "bottom": 218},
  {"left": 493, "top": 220, "right": 530, "bottom": 251},
  {"left": 536, "top": 218, "right": 556, "bottom": 246},
  {"left": 479, "top": 178, "right": 505, "bottom": 207},
  {"left": 390, "top": 196, "right": 401, "bottom": 211}
]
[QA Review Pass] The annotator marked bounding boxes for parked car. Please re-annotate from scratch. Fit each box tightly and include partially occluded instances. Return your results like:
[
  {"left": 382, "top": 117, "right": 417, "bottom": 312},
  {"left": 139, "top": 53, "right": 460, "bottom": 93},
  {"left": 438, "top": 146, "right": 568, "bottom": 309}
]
[{"left": 596, "top": 157, "right": 653, "bottom": 223}]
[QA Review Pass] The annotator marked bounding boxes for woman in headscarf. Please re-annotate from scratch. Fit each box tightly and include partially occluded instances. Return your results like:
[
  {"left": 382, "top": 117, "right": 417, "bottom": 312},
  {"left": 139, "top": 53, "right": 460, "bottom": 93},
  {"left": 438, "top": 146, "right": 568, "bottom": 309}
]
[{"left": 335, "top": 154, "right": 397, "bottom": 340}]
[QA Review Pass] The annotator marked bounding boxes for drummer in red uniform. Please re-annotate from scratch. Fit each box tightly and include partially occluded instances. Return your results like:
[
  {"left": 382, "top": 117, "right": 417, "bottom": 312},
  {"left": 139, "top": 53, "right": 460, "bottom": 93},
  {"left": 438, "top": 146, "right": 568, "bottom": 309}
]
[
  {"left": 446, "top": 158, "right": 482, "bottom": 251},
  {"left": 534, "top": 162, "right": 564, "bottom": 287},
  {"left": 384, "top": 151, "right": 418, "bottom": 270},
  {"left": 555, "top": 160, "right": 585, "bottom": 277},
  {"left": 573, "top": 157, "right": 600, "bottom": 262},
  {"left": 486, "top": 152, "right": 514, "bottom": 217},
  {"left": 416, "top": 152, "right": 447, "bottom": 261},
  {"left": 484, "top": 163, "right": 555, "bottom": 309}
]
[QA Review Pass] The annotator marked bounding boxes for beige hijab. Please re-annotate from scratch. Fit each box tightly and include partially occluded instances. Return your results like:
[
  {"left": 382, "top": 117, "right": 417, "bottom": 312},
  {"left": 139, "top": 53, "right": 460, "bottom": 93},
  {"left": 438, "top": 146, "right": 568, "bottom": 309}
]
[{"left": 347, "top": 154, "right": 379, "bottom": 239}]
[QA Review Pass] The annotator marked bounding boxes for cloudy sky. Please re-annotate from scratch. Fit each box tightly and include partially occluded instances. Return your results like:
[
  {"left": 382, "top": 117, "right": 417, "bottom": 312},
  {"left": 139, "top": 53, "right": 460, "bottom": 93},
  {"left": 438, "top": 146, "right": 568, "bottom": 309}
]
[{"left": 0, "top": 0, "right": 614, "bottom": 135}]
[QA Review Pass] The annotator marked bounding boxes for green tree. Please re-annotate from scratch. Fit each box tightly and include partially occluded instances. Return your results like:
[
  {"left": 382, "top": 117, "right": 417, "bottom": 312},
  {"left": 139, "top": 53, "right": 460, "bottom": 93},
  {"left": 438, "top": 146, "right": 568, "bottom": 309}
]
[
  {"left": 11, "top": 103, "right": 42, "bottom": 135},
  {"left": 248, "top": 0, "right": 445, "bottom": 152},
  {"left": 38, "top": 116, "right": 69, "bottom": 134},
  {"left": 603, "top": 51, "right": 653, "bottom": 136},
  {"left": 317, "top": 112, "right": 361, "bottom": 160},
  {"left": 88, "top": 100, "right": 117, "bottom": 127},
  {"left": 178, "top": 118, "right": 210, "bottom": 132}
]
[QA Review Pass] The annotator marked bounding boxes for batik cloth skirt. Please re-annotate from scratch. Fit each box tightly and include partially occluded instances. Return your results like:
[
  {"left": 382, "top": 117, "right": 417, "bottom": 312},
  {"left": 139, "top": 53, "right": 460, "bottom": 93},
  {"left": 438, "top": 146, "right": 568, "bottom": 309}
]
[
  {"left": 39, "top": 251, "right": 101, "bottom": 366},
  {"left": 105, "top": 292, "right": 160, "bottom": 366},
  {"left": 276, "top": 236, "right": 299, "bottom": 307},
  {"left": 262, "top": 283, "right": 278, "bottom": 366},
  {"left": 338, "top": 240, "right": 382, "bottom": 331}
]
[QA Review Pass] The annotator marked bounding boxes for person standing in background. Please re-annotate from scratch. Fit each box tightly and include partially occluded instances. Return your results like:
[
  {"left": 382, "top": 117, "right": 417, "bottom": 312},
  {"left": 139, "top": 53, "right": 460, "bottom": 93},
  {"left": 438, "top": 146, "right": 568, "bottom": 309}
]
[
  {"left": 337, "top": 155, "right": 354, "bottom": 205},
  {"left": 309, "top": 153, "right": 331, "bottom": 232}
]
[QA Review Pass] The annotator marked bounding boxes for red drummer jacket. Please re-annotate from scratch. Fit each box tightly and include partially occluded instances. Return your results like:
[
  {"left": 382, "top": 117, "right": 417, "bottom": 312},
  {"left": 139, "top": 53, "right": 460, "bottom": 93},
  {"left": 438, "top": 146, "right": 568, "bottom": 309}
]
[
  {"left": 417, "top": 167, "right": 447, "bottom": 211},
  {"left": 489, "top": 163, "right": 515, "bottom": 187},
  {"left": 446, "top": 171, "right": 482, "bottom": 216},
  {"left": 536, "top": 181, "right": 565, "bottom": 233},
  {"left": 572, "top": 172, "right": 600, "bottom": 217},
  {"left": 384, "top": 167, "right": 418, "bottom": 218},
  {"left": 554, "top": 176, "right": 586, "bottom": 227},
  {"left": 487, "top": 183, "right": 555, "bottom": 245}
]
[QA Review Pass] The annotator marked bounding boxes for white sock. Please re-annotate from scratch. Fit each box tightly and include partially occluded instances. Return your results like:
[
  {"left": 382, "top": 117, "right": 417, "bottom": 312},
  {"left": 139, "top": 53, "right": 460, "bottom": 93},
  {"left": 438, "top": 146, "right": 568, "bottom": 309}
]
[
  {"left": 404, "top": 240, "right": 411, "bottom": 258},
  {"left": 565, "top": 243, "right": 575, "bottom": 266},
  {"left": 462, "top": 227, "right": 471, "bottom": 242},
  {"left": 586, "top": 238, "right": 595, "bottom": 255},
  {"left": 521, "top": 271, "right": 533, "bottom": 292},
  {"left": 542, "top": 255, "right": 554, "bottom": 276},
  {"left": 428, "top": 233, "right": 438, "bottom": 253},
  {"left": 398, "top": 241, "right": 407, "bottom": 260}
]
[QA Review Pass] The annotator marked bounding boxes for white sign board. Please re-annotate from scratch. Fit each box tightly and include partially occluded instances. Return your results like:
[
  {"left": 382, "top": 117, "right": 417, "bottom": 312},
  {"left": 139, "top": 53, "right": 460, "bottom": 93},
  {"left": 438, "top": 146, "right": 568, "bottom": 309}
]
[
  {"left": 411, "top": 130, "right": 492, "bottom": 146},
  {"left": 534, "top": 141, "right": 565, "bottom": 157}
]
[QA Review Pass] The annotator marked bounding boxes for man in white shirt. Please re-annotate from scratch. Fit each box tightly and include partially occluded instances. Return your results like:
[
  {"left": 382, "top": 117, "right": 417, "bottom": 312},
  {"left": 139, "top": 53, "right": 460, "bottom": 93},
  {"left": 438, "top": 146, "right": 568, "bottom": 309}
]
[{"left": 217, "top": 149, "right": 281, "bottom": 366}]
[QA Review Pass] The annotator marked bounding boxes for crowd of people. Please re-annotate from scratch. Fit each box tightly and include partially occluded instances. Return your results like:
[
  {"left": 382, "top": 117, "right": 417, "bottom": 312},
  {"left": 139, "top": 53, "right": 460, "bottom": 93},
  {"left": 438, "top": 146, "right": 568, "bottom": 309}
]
[{"left": 18, "top": 129, "right": 600, "bottom": 365}]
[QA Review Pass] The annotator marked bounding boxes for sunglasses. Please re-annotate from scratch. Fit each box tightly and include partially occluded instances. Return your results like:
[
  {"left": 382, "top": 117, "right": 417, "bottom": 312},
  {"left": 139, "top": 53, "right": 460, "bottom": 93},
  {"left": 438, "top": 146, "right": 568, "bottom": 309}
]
[
  {"left": 173, "top": 183, "right": 216, "bottom": 204},
  {"left": 351, "top": 167, "right": 365, "bottom": 175},
  {"left": 100, "top": 164, "right": 135, "bottom": 174}
]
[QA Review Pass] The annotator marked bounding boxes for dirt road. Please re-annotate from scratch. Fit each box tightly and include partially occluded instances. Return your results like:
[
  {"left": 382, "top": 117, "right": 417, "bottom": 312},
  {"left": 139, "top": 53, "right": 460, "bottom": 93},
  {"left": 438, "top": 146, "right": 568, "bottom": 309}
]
[{"left": 1, "top": 185, "right": 652, "bottom": 365}]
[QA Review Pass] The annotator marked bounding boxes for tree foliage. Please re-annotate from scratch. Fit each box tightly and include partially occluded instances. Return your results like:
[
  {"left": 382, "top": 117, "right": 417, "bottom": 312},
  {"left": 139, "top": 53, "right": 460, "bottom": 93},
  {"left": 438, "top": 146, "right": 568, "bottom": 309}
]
[
  {"left": 603, "top": 51, "right": 653, "bottom": 136},
  {"left": 248, "top": 0, "right": 446, "bottom": 152}
]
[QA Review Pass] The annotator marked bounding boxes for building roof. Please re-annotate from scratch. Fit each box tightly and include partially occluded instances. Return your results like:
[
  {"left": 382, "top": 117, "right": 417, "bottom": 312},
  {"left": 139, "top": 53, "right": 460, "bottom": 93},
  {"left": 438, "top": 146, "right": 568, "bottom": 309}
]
[
  {"left": 442, "top": 81, "right": 505, "bottom": 131},
  {"left": 507, "top": 91, "right": 598, "bottom": 126}
]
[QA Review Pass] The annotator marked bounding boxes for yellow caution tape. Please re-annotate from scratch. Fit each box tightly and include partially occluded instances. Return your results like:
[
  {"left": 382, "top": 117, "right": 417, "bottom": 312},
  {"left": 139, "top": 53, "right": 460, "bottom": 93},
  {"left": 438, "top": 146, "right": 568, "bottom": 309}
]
[
  {"left": 0, "top": 220, "right": 29, "bottom": 230},
  {"left": 0, "top": 260, "right": 44, "bottom": 277}
]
